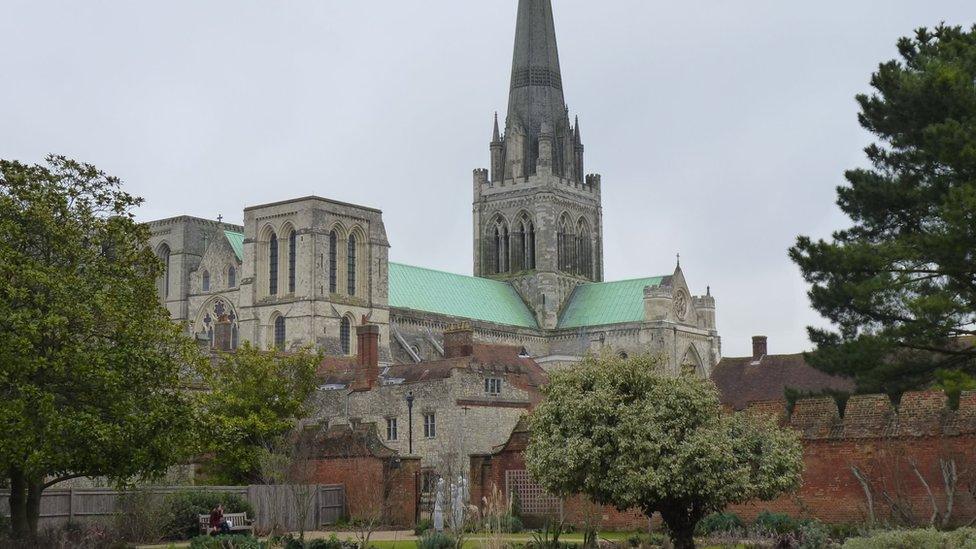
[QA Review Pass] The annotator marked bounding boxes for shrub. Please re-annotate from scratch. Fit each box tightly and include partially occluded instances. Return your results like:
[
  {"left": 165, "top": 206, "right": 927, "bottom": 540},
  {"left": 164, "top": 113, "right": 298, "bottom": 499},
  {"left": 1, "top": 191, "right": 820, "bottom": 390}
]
[
  {"left": 114, "top": 489, "right": 168, "bottom": 543},
  {"left": 842, "top": 528, "right": 976, "bottom": 548},
  {"left": 695, "top": 512, "right": 744, "bottom": 536},
  {"left": 797, "top": 520, "right": 829, "bottom": 549},
  {"left": 416, "top": 531, "right": 456, "bottom": 549},
  {"left": 190, "top": 535, "right": 266, "bottom": 549},
  {"left": 308, "top": 534, "right": 357, "bottom": 549},
  {"left": 162, "top": 490, "right": 255, "bottom": 540},
  {"left": 752, "top": 511, "right": 799, "bottom": 536},
  {"left": 499, "top": 514, "right": 524, "bottom": 533},
  {"left": 414, "top": 518, "right": 433, "bottom": 536}
]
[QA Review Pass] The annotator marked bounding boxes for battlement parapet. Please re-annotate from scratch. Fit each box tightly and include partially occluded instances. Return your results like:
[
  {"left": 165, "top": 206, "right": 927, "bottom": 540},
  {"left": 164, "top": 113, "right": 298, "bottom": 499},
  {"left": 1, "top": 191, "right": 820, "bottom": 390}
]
[{"left": 742, "top": 390, "right": 976, "bottom": 440}]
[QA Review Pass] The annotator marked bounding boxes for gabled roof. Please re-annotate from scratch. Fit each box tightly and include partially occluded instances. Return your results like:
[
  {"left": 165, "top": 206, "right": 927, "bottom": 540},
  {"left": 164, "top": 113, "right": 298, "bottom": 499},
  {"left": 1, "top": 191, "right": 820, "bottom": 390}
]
[
  {"left": 224, "top": 231, "right": 244, "bottom": 262},
  {"left": 557, "top": 276, "right": 669, "bottom": 329},
  {"left": 388, "top": 263, "right": 538, "bottom": 328},
  {"left": 711, "top": 353, "right": 855, "bottom": 411}
]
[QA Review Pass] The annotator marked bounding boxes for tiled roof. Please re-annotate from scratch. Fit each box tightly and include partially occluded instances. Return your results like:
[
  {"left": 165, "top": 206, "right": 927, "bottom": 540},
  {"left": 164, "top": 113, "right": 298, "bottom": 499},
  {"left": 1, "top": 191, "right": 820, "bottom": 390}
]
[
  {"left": 318, "top": 343, "right": 549, "bottom": 403},
  {"left": 388, "top": 263, "right": 538, "bottom": 328},
  {"left": 557, "top": 276, "right": 669, "bottom": 329},
  {"left": 710, "top": 353, "right": 856, "bottom": 411},
  {"left": 224, "top": 231, "right": 244, "bottom": 262}
]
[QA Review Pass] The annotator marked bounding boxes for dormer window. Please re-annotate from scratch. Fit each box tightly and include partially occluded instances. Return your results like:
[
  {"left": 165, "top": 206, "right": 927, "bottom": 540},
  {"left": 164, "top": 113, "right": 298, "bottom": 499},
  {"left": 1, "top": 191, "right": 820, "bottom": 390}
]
[{"left": 485, "top": 378, "right": 502, "bottom": 396}]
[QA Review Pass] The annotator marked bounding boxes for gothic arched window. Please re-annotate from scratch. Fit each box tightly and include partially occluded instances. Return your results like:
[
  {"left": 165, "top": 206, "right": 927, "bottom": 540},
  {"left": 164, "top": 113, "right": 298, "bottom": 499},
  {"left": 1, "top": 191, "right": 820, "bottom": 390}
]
[
  {"left": 340, "top": 316, "right": 351, "bottom": 355},
  {"left": 347, "top": 234, "right": 357, "bottom": 296},
  {"left": 268, "top": 232, "right": 279, "bottom": 296},
  {"left": 227, "top": 265, "right": 237, "bottom": 288},
  {"left": 273, "top": 315, "right": 286, "bottom": 349},
  {"left": 158, "top": 244, "right": 171, "bottom": 298},
  {"left": 202, "top": 270, "right": 211, "bottom": 292},
  {"left": 288, "top": 229, "right": 297, "bottom": 293},
  {"left": 576, "top": 218, "right": 592, "bottom": 279},
  {"left": 486, "top": 216, "right": 510, "bottom": 275},
  {"left": 328, "top": 230, "right": 338, "bottom": 294},
  {"left": 557, "top": 215, "right": 575, "bottom": 273}
]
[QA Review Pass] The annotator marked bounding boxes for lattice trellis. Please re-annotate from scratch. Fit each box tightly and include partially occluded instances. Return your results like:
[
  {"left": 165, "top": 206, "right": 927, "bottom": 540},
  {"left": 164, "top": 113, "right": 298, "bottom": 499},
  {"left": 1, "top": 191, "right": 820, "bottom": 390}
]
[{"left": 505, "top": 469, "right": 562, "bottom": 516}]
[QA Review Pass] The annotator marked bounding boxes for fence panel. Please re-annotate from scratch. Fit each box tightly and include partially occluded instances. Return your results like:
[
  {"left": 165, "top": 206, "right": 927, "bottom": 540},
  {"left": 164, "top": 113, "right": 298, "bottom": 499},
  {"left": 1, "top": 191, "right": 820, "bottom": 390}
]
[{"left": 0, "top": 484, "right": 344, "bottom": 532}]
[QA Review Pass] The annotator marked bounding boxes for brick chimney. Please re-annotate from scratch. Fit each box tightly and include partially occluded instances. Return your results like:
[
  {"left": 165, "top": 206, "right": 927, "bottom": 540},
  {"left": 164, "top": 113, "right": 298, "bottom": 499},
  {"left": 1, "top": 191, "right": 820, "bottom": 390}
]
[
  {"left": 752, "top": 336, "right": 768, "bottom": 360},
  {"left": 355, "top": 324, "right": 380, "bottom": 390},
  {"left": 443, "top": 322, "right": 474, "bottom": 358}
]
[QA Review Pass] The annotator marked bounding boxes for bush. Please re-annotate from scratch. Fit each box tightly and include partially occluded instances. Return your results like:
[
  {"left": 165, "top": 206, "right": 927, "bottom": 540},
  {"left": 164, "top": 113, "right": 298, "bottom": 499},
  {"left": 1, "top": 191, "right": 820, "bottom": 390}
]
[
  {"left": 499, "top": 514, "right": 524, "bottom": 533},
  {"left": 308, "top": 534, "right": 358, "bottom": 549},
  {"left": 162, "top": 490, "right": 255, "bottom": 540},
  {"left": 190, "top": 535, "right": 266, "bottom": 549},
  {"left": 752, "top": 511, "right": 799, "bottom": 536},
  {"left": 797, "top": 520, "right": 829, "bottom": 549},
  {"left": 842, "top": 528, "right": 976, "bottom": 548},
  {"left": 416, "top": 531, "right": 456, "bottom": 549},
  {"left": 414, "top": 518, "right": 433, "bottom": 536},
  {"left": 114, "top": 490, "right": 168, "bottom": 543},
  {"left": 695, "top": 512, "right": 744, "bottom": 536}
]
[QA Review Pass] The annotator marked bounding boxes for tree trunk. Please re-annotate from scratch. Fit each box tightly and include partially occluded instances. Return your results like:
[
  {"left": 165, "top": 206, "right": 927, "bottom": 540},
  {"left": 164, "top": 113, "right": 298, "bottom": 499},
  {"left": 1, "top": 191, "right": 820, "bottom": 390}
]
[
  {"left": 8, "top": 469, "right": 28, "bottom": 541},
  {"left": 26, "top": 481, "right": 43, "bottom": 541},
  {"left": 660, "top": 507, "right": 698, "bottom": 549}
]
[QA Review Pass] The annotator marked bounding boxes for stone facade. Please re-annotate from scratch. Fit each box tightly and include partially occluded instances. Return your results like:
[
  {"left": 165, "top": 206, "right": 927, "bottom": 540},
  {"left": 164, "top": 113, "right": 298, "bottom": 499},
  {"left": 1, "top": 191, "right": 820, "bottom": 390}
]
[
  {"left": 314, "top": 324, "right": 548, "bottom": 474},
  {"left": 147, "top": 0, "right": 721, "bottom": 379}
]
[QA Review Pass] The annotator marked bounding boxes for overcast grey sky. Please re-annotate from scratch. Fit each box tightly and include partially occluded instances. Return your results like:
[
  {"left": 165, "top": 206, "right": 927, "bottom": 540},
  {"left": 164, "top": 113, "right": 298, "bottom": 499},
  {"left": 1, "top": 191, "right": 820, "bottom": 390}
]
[{"left": 2, "top": 1, "right": 973, "bottom": 357}]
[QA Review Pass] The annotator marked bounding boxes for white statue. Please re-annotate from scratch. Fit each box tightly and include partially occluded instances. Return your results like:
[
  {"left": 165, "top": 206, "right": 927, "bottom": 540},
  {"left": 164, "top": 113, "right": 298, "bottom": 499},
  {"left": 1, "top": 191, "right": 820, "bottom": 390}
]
[
  {"left": 451, "top": 475, "right": 468, "bottom": 530},
  {"left": 433, "top": 478, "right": 445, "bottom": 532}
]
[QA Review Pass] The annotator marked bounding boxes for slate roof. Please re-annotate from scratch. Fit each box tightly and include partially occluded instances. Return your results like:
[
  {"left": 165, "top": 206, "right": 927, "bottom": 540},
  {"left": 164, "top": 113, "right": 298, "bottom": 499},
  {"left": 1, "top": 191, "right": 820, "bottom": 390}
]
[
  {"left": 557, "top": 276, "right": 669, "bottom": 329},
  {"left": 318, "top": 343, "right": 549, "bottom": 403},
  {"left": 224, "top": 231, "right": 244, "bottom": 262},
  {"left": 710, "top": 353, "right": 856, "bottom": 411},
  {"left": 388, "top": 263, "right": 538, "bottom": 328}
]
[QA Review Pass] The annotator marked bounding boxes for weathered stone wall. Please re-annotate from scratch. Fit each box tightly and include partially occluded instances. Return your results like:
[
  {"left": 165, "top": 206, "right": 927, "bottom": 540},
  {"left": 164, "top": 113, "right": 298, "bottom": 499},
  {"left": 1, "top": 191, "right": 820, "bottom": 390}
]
[{"left": 313, "top": 370, "right": 534, "bottom": 476}]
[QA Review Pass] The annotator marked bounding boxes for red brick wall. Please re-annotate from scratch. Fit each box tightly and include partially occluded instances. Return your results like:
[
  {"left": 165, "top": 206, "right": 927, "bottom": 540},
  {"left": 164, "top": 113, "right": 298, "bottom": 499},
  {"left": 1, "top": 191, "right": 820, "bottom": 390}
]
[
  {"left": 470, "top": 390, "right": 976, "bottom": 529},
  {"left": 311, "top": 454, "right": 420, "bottom": 527}
]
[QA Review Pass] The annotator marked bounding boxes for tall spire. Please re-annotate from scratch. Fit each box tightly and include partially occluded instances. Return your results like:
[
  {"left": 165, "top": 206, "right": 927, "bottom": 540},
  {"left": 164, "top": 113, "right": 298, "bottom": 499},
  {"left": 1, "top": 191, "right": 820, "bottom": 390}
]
[{"left": 501, "top": 0, "right": 578, "bottom": 181}]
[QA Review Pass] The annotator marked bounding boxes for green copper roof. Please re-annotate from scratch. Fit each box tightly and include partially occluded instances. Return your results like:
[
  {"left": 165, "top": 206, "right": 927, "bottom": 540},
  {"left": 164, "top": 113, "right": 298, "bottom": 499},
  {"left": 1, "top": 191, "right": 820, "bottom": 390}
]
[
  {"left": 224, "top": 231, "right": 244, "bottom": 261},
  {"left": 558, "top": 276, "right": 668, "bottom": 329},
  {"left": 388, "top": 263, "right": 538, "bottom": 328}
]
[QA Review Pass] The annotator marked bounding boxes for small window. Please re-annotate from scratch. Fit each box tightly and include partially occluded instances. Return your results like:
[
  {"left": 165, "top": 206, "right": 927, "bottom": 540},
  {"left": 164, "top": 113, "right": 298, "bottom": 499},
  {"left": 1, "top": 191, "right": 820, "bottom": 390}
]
[
  {"left": 340, "top": 317, "right": 351, "bottom": 355},
  {"left": 485, "top": 378, "right": 502, "bottom": 396},
  {"left": 386, "top": 418, "right": 398, "bottom": 441},
  {"left": 202, "top": 270, "right": 210, "bottom": 292},
  {"left": 228, "top": 266, "right": 237, "bottom": 288},
  {"left": 423, "top": 413, "right": 436, "bottom": 438},
  {"left": 274, "top": 316, "right": 286, "bottom": 348}
]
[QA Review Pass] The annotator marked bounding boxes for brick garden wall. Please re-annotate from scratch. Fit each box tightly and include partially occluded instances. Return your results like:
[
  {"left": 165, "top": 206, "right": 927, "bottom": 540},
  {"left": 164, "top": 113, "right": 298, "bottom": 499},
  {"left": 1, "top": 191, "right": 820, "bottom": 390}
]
[{"left": 471, "top": 391, "right": 976, "bottom": 530}]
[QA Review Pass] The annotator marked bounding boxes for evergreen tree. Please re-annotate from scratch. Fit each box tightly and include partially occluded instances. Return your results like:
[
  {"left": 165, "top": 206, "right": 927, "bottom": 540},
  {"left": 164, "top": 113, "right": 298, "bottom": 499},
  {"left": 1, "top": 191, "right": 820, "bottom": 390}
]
[{"left": 790, "top": 25, "right": 976, "bottom": 395}]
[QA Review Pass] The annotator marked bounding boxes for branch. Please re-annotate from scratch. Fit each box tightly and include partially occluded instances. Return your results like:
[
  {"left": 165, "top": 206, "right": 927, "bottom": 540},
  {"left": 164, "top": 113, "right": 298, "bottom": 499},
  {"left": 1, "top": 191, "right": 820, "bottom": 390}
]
[
  {"left": 42, "top": 474, "right": 89, "bottom": 490},
  {"left": 850, "top": 465, "right": 876, "bottom": 526},
  {"left": 909, "top": 458, "right": 939, "bottom": 527},
  {"left": 940, "top": 459, "right": 957, "bottom": 529}
]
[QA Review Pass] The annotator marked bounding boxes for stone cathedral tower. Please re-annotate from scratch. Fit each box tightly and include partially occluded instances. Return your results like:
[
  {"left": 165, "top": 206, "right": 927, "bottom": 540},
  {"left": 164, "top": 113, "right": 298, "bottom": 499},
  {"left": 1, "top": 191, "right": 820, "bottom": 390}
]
[{"left": 473, "top": 0, "right": 604, "bottom": 329}]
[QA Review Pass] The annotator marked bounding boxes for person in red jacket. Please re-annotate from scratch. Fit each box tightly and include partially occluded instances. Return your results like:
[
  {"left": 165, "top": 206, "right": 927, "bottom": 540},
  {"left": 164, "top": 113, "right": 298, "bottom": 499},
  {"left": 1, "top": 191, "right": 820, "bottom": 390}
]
[{"left": 208, "top": 504, "right": 229, "bottom": 536}]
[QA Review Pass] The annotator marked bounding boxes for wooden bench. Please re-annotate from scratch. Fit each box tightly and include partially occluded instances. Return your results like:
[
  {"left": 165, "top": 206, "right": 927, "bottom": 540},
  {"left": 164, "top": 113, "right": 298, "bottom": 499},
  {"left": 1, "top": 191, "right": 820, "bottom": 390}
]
[{"left": 198, "top": 512, "right": 254, "bottom": 536}]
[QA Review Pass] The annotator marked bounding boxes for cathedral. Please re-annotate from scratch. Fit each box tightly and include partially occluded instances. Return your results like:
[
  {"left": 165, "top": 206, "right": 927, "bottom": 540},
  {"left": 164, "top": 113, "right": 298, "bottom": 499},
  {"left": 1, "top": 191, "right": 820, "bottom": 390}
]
[{"left": 148, "top": 0, "right": 721, "bottom": 374}]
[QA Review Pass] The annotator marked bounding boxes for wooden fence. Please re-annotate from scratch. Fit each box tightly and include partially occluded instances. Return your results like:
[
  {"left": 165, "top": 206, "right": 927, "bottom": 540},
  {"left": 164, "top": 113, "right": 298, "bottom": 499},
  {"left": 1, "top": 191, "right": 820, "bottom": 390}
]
[{"left": 0, "top": 484, "right": 344, "bottom": 532}]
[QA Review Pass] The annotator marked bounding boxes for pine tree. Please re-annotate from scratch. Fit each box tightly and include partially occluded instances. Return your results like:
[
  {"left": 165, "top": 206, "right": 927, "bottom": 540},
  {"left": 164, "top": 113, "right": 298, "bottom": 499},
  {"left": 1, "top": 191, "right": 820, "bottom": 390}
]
[{"left": 790, "top": 25, "right": 976, "bottom": 395}]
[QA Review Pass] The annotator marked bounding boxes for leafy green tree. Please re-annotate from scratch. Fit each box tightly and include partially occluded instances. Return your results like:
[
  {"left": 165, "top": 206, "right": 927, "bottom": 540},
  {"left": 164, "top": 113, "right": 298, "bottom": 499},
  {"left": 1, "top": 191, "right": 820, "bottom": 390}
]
[
  {"left": 197, "top": 342, "right": 320, "bottom": 484},
  {"left": 790, "top": 25, "right": 976, "bottom": 394},
  {"left": 0, "top": 156, "right": 200, "bottom": 541},
  {"left": 525, "top": 355, "right": 803, "bottom": 549}
]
